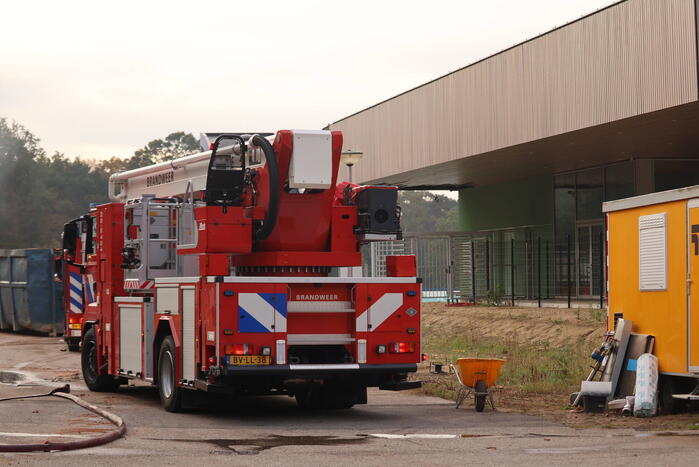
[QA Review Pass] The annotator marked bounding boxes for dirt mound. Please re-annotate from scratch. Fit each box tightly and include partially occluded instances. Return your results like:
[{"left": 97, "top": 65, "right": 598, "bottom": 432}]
[{"left": 422, "top": 303, "right": 606, "bottom": 349}]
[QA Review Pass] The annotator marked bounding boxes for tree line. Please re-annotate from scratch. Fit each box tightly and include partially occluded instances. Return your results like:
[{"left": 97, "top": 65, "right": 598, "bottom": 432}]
[
  {"left": 0, "top": 118, "right": 199, "bottom": 249},
  {"left": 0, "top": 118, "right": 458, "bottom": 249}
]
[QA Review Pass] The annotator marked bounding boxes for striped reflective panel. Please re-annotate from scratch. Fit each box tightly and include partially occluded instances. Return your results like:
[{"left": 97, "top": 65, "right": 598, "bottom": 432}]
[
  {"left": 238, "top": 293, "right": 287, "bottom": 333},
  {"left": 84, "top": 274, "right": 96, "bottom": 304},
  {"left": 124, "top": 279, "right": 154, "bottom": 290},
  {"left": 68, "top": 271, "right": 83, "bottom": 314},
  {"left": 356, "top": 293, "right": 403, "bottom": 332}
]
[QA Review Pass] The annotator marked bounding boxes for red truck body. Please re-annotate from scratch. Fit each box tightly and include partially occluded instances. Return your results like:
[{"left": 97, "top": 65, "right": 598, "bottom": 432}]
[{"left": 61, "top": 129, "right": 421, "bottom": 411}]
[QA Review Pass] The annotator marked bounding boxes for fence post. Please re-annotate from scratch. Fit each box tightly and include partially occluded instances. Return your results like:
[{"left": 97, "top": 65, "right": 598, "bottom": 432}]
[
  {"left": 446, "top": 236, "right": 453, "bottom": 303},
  {"left": 471, "top": 240, "right": 476, "bottom": 304},
  {"left": 511, "top": 238, "right": 515, "bottom": 307},
  {"left": 546, "top": 240, "right": 550, "bottom": 299},
  {"left": 599, "top": 229, "right": 604, "bottom": 310},
  {"left": 525, "top": 240, "right": 530, "bottom": 298},
  {"left": 537, "top": 237, "right": 542, "bottom": 308},
  {"left": 485, "top": 238, "right": 490, "bottom": 292},
  {"left": 567, "top": 234, "right": 572, "bottom": 308}
]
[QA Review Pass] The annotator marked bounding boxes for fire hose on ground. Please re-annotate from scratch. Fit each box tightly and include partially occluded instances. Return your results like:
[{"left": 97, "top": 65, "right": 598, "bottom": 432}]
[{"left": 0, "top": 384, "right": 126, "bottom": 452}]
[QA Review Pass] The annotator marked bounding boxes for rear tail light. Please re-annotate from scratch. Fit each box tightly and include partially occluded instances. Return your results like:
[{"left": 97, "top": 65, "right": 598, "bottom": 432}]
[
  {"left": 389, "top": 342, "right": 415, "bottom": 354},
  {"left": 224, "top": 344, "right": 254, "bottom": 355},
  {"left": 421, "top": 353, "right": 429, "bottom": 361},
  {"left": 68, "top": 315, "right": 82, "bottom": 329}
]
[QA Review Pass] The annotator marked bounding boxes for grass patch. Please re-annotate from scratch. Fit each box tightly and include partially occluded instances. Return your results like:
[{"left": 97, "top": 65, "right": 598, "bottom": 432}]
[
  {"left": 507, "top": 311, "right": 529, "bottom": 321},
  {"left": 587, "top": 308, "right": 606, "bottom": 324},
  {"left": 422, "top": 334, "right": 589, "bottom": 401}
]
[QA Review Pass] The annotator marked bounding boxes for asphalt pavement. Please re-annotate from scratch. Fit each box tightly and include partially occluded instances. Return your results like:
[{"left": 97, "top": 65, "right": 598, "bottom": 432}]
[{"left": 1, "top": 331, "right": 698, "bottom": 466}]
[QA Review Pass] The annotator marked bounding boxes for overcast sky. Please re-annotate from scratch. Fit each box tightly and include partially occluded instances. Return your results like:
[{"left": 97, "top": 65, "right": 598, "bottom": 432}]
[{"left": 1, "top": 0, "right": 617, "bottom": 160}]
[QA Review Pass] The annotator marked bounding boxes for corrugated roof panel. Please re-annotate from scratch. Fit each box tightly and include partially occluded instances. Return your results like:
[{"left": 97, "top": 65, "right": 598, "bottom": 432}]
[{"left": 332, "top": 0, "right": 698, "bottom": 184}]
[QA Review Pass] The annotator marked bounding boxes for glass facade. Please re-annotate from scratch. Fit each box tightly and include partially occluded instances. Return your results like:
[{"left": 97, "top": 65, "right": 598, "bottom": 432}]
[
  {"left": 605, "top": 162, "right": 635, "bottom": 201},
  {"left": 576, "top": 169, "right": 603, "bottom": 221},
  {"left": 450, "top": 158, "right": 699, "bottom": 302},
  {"left": 554, "top": 162, "right": 634, "bottom": 298},
  {"left": 654, "top": 160, "right": 699, "bottom": 192},
  {"left": 554, "top": 174, "right": 575, "bottom": 296}
]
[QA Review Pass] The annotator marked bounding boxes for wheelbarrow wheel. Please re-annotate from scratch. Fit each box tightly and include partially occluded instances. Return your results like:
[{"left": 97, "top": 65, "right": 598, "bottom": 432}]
[{"left": 475, "top": 380, "right": 487, "bottom": 412}]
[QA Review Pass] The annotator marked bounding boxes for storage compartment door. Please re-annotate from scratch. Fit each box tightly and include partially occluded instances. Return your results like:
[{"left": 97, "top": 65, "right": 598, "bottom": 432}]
[
  {"left": 119, "top": 304, "right": 142, "bottom": 376},
  {"left": 181, "top": 287, "right": 196, "bottom": 382},
  {"left": 143, "top": 302, "right": 154, "bottom": 380}
]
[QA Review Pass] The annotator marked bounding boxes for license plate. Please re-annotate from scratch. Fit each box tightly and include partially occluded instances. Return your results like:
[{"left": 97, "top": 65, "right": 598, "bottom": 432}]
[{"left": 228, "top": 355, "right": 272, "bottom": 366}]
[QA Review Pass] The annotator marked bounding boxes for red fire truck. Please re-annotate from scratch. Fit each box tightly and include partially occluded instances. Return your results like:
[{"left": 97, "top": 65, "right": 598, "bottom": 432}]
[
  {"left": 61, "top": 130, "right": 421, "bottom": 411},
  {"left": 60, "top": 215, "right": 94, "bottom": 351}
]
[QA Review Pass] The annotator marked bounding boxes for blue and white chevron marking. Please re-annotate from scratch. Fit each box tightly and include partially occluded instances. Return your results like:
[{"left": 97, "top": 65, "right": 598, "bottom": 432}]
[
  {"left": 68, "top": 271, "right": 83, "bottom": 314},
  {"left": 238, "top": 293, "right": 287, "bottom": 333}
]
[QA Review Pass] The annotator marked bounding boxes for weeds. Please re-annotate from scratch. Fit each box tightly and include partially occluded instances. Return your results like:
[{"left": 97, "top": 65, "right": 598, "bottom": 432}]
[
  {"left": 587, "top": 308, "right": 606, "bottom": 324},
  {"left": 484, "top": 288, "right": 503, "bottom": 306},
  {"left": 422, "top": 334, "right": 589, "bottom": 400},
  {"left": 507, "top": 311, "right": 529, "bottom": 321}
]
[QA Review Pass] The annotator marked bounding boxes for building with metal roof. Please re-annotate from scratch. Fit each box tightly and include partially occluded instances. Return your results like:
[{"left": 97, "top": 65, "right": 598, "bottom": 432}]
[{"left": 329, "top": 0, "right": 699, "bottom": 300}]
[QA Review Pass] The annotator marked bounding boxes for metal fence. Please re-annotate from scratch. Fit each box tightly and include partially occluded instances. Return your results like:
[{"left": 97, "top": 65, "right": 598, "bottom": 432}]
[{"left": 368, "top": 231, "right": 605, "bottom": 307}]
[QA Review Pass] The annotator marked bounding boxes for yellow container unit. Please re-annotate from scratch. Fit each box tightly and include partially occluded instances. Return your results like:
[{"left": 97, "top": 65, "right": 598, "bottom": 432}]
[{"left": 604, "top": 186, "right": 699, "bottom": 402}]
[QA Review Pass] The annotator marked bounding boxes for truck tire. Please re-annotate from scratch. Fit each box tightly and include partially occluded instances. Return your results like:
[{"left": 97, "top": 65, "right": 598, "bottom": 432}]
[
  {"left": 295, "top": 385, "right": 362, "bottom": 410},
  {"left": 158, "top": 336, "right": 183, "bottom": 412},
  {"left": 67, "top": 337, "right": 81, "bottom": 352},
  {"left": 326, "top": 385, "right": 366, "bottom": 409},
  {"left": 295, "top": 387, "right": 323, "bottom": 410},
  {"left": 81, "top": 327, "right": 119, "bottom": 392}
]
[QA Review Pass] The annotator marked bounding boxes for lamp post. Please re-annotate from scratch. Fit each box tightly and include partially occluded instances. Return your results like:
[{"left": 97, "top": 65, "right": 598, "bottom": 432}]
[
  {"left": 339, "top": 150, "right": 364, "bottom": 278},
  {"left": 341, "top": 150, "right": 364, "bottom": 183}
]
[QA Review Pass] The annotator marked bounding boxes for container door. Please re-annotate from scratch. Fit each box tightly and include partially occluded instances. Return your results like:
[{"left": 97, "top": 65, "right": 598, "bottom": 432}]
[{"left": 688, "top": 200, "right": 699, "bottom": 372}]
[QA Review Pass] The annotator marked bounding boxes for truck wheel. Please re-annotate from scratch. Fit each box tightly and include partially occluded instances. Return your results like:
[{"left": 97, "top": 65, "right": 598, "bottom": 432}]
[
  {"left": 475, "top": 380, "right": 487, "bottom": 412},
  {"left": 81, "top": 328, "right": 119, "bottom": 392},
  {"left": 325, "top": 385, "right": 365, "bottom": 409},
  {"left": 67, "top": 338, "right": 81, "bottom": 352},
  {"left": 295, "top": 387, "right": 323, "bottom": 410},
  {"left": 296, "top": 385, "right": 362, "bottom": 410},
  {"left": 158, "top": 336, "right": 183, "bottom": 412}
]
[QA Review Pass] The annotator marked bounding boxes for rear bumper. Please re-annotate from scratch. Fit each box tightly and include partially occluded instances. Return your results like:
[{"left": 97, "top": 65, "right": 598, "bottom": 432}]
[{"left": 223, "top": 363, "right": 417, "bottom": 377}]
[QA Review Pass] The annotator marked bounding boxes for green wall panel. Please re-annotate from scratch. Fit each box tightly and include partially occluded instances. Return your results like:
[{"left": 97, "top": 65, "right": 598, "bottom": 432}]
[{"left": 458, "top": 175, "right": 554, "bottom": 234}]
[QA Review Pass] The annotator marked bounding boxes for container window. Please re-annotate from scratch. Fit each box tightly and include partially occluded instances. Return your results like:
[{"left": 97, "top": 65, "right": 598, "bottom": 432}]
[{"left": 638, "top": 213, "right": 666, "bottom": 291}]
